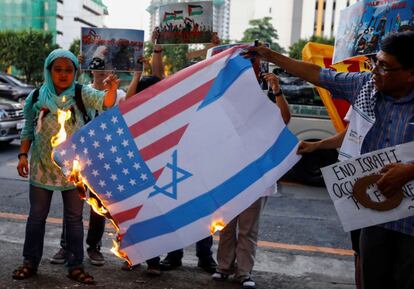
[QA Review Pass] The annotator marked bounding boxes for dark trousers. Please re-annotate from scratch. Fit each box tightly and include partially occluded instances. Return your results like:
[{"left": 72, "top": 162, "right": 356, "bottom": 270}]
[
  {"left": 360, "top": 226, "right": 414, "bottom": 289},
  {"left": 24, "top": 185, "right": 84, "bottom": 269},
  {"left": 147, "top": 256, "right": 160, "bottom": 267},
  {"left": 166, "top": 236, "right": 213, "bottom": 261},
  {"left": 61, "top": 205, "right": 105, "bottom": 250}
]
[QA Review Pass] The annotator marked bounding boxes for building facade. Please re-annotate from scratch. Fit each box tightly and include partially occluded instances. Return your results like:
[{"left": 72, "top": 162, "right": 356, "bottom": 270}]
[
  {"left": 0, "top": 0, "right": 108, "bottom": 49},
  {"left": 229, "top": 0, "right": 359, "bottom": 51},
  {"left": 147, "top": 0, "right": 231, "bottom": 40}
]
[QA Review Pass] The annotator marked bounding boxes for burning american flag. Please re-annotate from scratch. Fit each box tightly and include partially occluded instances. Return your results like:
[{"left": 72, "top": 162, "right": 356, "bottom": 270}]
[{"left": 53, "top": 47, "right": 300, "bottom": 264}]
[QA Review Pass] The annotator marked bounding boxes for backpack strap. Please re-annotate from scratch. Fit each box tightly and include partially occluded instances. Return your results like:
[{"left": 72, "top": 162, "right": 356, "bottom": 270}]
[
  {"left": 31, "top": 88, "right": 40, "bottom": 106},
  {"left": 74, "top": 83, "right": 91, "bottom": 124}
]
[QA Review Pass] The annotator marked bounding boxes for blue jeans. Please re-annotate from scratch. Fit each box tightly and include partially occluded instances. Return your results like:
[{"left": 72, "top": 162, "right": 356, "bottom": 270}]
[
  {"left": 60, "top": 196, "right": 105, "bottom": 251},
  {"left": 23, "top": 185, "right": 84, "bottom": 270}
]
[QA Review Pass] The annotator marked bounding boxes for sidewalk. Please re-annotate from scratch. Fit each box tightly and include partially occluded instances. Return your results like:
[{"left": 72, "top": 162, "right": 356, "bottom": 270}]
[{"left": 0, "top": 216, "right": 355, "bottom": 289}]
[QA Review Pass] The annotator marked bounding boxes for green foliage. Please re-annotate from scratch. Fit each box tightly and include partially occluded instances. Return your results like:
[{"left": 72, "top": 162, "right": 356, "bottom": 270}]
[
  {"left": 69, "top": 38, "right": 81, "bottom": 57},
  {"left": 144, "top": 41, "right": 189, "bottom": 75},
  {"left": 241, "top": 17, "right": 285, "bottom": 53},
  {"left": 0, "top": 29, "right": 58, "bottom": 83},
  {"left": 162, "top": 45, "right": 189, "bottom": 74},
  {"left": 0, "top": 30, "right": 17, "bottom": 72},
  {"left": 289, "top": 35, "right": 335, "bottom": 60}
]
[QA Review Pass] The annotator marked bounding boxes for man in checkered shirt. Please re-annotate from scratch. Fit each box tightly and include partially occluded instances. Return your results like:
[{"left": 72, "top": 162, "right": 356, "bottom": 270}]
[{"left": 244, "top": 31, "right": 414, "bottom": 289}]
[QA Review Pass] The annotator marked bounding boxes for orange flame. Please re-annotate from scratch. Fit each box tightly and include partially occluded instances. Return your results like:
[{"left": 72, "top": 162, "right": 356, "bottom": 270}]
[
  {"left": 51, "top": 109, "right": 71, "bottom": 147},
  {"left": 87, "top": 197, "right": 109, "bottom": 216},
  {"left": 50, "top": 107, "right": 126, "bottom": 263},
  {"left": 210, "top": 220, "right": 225, "bottom": 234},
  {"left": 111, "top": 239, "right": 131, "bottom": 265}
]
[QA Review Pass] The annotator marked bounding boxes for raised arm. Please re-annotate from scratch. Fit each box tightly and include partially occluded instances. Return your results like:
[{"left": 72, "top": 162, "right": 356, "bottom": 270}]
[
  {"left": 125, "top": 71, "right": 142, "bottom": 99},
  {"left": 243, "top": 46, "right": 322, "bottom": 87},
  {"left": 151, "top": 44, "right": 164, "bottom": 80},
  {"left": 262, "top": 73, "right": 290, "bottom": 124},
  {"left": 151, "top": 30, "right": 164, "bottom": 79}
]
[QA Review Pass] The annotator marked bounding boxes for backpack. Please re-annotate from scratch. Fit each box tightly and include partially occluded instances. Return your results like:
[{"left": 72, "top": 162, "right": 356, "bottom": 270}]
[{"left": 31, "top": 83, "right": 92, "bottom": 124}]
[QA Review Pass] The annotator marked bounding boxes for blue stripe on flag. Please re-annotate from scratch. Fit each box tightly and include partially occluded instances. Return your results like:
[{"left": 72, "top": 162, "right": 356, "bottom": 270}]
[
  {"left": 198, "top": 55, "right": 252, "bottom": 110},
  {"left": 121, "top": 127, "right": 298, "bottom": 248}
]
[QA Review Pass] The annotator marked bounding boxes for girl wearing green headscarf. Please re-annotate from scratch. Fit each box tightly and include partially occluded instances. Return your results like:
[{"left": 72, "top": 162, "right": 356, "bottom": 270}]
[{"left": 13, "top": 49, "right": 119, "bottom": 284}]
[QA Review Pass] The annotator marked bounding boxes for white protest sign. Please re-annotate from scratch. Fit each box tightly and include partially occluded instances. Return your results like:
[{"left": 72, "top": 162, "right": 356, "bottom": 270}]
[{"left": 321, "top": 141, "right": 414, "bottom": 232}]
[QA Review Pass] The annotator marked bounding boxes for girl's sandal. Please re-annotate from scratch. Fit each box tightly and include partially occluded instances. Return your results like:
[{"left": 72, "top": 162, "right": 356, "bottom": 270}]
[
  {"left": 12, "top": 262, "right": 37, "bottom": 280},
  {"left": 67, "top": 267, "right": 95, "bottom": 285}
]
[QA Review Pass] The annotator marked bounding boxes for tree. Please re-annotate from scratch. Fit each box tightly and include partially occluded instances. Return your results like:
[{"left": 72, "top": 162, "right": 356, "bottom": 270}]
[
  {"left": 289, "top": 35, "right": 335, "bottom": 60},
  {"left": 0, "top": 30, "right": 18, "bottom": 72},
  {"left": 14, "top": 30, "right": 59, "bottom": 83},
  {"left": 69, "top": 38, "right": 81, "bottom": 57},
  {"left": 144, "top": 42, "right": 189, "bottom": 76},
  {"left": 241, "top": 17, "right": 285, "bottom": 53}
]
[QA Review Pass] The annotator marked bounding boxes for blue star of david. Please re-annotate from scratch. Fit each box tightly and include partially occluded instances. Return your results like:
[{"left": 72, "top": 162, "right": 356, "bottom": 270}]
[{"left": 148, "top": 150, "right": 192, "bottom": 199}]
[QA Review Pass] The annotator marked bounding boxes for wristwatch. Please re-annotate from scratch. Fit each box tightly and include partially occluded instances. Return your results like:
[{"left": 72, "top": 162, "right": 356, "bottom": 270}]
[{"left": 273, "top": 89, "right": 283, "bottom": 97}]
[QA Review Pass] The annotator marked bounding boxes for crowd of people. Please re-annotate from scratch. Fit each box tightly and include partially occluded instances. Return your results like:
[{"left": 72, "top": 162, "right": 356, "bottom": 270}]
[{"left": 10, "top": 29, "right": 414, "bottom": 289}]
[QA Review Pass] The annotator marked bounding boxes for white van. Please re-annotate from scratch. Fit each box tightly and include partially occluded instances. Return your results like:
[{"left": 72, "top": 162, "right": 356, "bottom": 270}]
[{"left": 276, "top": 68, "right": 338, "bottom": 186}]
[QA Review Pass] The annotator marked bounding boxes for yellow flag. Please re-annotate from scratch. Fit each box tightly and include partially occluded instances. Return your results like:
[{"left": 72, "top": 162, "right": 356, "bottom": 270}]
[{"left": 302, "top": 42, "right": 369, "bottom": 132}]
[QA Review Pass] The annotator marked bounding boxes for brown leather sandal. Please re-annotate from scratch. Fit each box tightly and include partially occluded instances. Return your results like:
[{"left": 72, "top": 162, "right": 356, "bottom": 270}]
[
  {"left": 67, "top": 267, "right": 95, "bottom": 285},
  {"left": 12, "top": 262, "right": 37, "bottom": 280}
]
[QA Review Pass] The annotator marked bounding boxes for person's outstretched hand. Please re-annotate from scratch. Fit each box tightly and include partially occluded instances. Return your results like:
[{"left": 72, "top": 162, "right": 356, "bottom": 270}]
[
  {"left": 377, "top": 163, "right": 414, "bottom": 197},
  {"left": 297, "top": 140, "right": 321, "bottom": 155},
  {"left": 103, "top": 73, "right": 120, "bottom": 91},
  {"left": 241, "top": 45, "right": 273, "bottom": 62},
  {"left": 262, "top": 73, "right": 280, "bottom": 94},
  {"left": 77, "top": 54, "right": 84, "bottom": 65}
]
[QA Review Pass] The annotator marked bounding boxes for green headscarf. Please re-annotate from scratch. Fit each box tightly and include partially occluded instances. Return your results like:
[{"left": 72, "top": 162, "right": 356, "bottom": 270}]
[{"left": 33, "top": 49, "right": 79, "bottom": 114}]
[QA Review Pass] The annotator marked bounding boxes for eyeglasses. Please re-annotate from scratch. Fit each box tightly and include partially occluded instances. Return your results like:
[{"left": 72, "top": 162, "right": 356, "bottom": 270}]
[{"left": 370, "top": 58, "right": 404, "bottom": 75}]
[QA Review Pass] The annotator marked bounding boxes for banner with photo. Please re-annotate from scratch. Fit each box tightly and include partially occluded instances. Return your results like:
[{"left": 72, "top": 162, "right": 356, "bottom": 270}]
[
  {"left": 333, "top": 0, "right": 414, "bottom": 64},
  {"left": 81, "top": 27, "right": 144, "bottom": 72},
  {"left": 157, "top": 1, "right": 213, "bottom": 44}
]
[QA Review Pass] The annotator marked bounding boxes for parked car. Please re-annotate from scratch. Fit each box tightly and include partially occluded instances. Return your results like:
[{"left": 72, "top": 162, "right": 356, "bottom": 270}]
[
  {"left": 0, "top": 72, "right": 35, "bottom": 103},
  {"left": 0, "top": 97, "right": 25, "bottom": 144}
]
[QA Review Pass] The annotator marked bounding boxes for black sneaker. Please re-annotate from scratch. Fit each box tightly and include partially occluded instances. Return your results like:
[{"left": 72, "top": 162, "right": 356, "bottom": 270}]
[
  {"left": 197, "top": 256, "right": 217, "bottom": 273},
  {"left": 159, "top": 256, "right": 182, "bottom": 271},
  {"left": 87, "top": 248, "right": 105, "bottom": 266},
  {"left": 50, "top": 248, "right": 67, "bottom": 264}
]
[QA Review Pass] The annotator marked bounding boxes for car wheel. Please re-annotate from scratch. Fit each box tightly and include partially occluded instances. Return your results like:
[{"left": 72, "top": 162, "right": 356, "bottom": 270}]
[{"left": 291, "top": 148, "right": 338, "bottom": 187}]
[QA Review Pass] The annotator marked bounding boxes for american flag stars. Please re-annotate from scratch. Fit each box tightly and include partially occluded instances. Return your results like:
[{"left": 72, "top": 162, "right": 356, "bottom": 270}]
[{"left": 53, "top": 108, "right": 155, "bottom": 206}]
